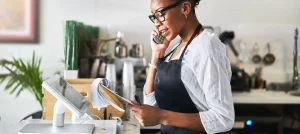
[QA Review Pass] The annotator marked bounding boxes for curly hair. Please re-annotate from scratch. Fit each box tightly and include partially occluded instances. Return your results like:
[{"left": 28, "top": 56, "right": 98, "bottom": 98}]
[
  {"left": 193, "top": 0, "right": 200, "bottom": 8},
  {"left": 174, "top": 0, "right": 201, "bottom": 8}
]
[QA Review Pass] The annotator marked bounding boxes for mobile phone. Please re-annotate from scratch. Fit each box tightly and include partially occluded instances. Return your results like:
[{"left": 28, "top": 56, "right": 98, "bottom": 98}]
[{"left": 153, "top": 32, "right": 165, "bottom": 44}]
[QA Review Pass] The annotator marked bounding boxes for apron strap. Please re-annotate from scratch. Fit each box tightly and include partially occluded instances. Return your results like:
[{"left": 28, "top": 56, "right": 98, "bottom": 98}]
[
  {"left": 179, "top": 24, "right": 202, "bottom": 60},
  {"left": 162, "top": 44, "right": 180, "bottom": 60}
]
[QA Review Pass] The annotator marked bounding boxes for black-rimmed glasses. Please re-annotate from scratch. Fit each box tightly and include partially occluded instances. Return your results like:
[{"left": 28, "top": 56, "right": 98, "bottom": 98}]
[{"left": 148, "top": 0, "right": 184, "bottom": 23}]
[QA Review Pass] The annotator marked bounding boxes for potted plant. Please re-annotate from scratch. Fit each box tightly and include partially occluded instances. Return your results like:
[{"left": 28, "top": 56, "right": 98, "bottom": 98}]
[{"left": 0, "top": 51, "right": 43, "bottom": 108}]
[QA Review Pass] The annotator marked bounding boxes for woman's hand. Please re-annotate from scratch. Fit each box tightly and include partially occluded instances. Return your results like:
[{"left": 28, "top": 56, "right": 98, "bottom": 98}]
[
  {"left": 129, "top": 102, "right": 164, "bottom": 127},
  {"left": 150, "top": 28, "right": 170, "bottom": 55}
]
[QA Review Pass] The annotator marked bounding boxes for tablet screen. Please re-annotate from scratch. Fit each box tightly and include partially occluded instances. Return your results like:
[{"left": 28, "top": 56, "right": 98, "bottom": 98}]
[{"left": 43, "top": 75, "right": 88, "bottom": 113}]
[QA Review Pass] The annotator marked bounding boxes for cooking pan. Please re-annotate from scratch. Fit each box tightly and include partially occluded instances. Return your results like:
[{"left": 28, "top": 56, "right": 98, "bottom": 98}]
[
  {"left": 252, "top": 43, "right": 261, "bottom": 64},
  {"left": 263, "top": 43, "right": 275, "bottom": 65}
]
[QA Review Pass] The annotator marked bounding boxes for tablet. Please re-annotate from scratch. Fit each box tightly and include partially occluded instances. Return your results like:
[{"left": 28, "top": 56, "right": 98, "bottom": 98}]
[{"left": 42, "top": 74, "right": 90, "bottom": 117}]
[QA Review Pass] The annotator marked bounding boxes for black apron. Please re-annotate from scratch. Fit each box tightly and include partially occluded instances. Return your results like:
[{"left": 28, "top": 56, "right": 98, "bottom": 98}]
[{"left": 154, "top": 24, "right": 204, "bottom": 134}]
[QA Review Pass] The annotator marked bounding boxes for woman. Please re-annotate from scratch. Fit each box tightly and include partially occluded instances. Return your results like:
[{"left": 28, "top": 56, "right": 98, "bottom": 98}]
[{"left": 129, "top": 0, "right": 234, "bottom": 133}]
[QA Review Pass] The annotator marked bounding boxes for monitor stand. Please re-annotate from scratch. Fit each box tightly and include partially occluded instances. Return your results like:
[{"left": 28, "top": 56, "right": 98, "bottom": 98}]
[
  {"left": 18, "top": 100, "right": 95, "bottom": 134},
  {"left": 18, "top": 123, "right": 95, "bottom": 134}
]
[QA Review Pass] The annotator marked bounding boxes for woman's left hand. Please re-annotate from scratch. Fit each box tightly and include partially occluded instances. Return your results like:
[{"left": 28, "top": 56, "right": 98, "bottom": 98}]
[{"left": 128, "top": 103, "right": 164, "bottom": 127}]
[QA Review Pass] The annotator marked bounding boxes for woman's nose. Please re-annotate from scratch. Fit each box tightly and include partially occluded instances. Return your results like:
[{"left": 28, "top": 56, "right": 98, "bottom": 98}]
[{"left": 154, "top": 19, "right": 162, "bottom": 26}]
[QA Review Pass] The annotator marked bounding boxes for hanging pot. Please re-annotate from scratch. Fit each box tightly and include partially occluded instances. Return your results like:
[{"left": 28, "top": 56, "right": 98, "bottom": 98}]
[
  {"left": 252, "top": 43, "right": 261, "bottom": 64},
  {"left": 263, "top": 43, "right": 276, "bottom": 65}
]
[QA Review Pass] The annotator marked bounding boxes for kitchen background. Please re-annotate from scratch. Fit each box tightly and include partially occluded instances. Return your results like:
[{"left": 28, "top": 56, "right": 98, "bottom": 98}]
[{"left": 0, "top": 0, "right": 299, "bottom": 133}]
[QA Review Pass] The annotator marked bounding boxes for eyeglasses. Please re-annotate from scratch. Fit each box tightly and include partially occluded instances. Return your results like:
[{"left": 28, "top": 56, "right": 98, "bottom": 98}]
[{"left": 148, "top": 0, "right": 184, "bottom": 23}]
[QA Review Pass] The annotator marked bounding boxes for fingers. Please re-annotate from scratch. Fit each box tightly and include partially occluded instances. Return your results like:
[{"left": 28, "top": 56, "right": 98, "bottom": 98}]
[
  {"left": 132, "top": 110, "right": 142, "bottom": 118},
  {"left": 154, "top": 26, "right": 160, "bottom": 34},
  {"left": 134, "top": 116, "right": 144, "bottom": 126},
  {"left": 128, "top": 104, "right": 142, "bottom": 113},
  {"left": 151, "top": 27, "right": 160, "bottom": 38},
  {"left": 130, "top": 100, "right": 138, "bottom": 105},
  {"left": 132, "top": 109, "right": 143, "bottom": 125},
  {"left": 152, "top": 30, "right": 158, "bottom": 35},
  {"left": 132, "top": 111, "right": 145, "bottom": 127},
  {"left": 151, "top": 30, "right": 158, "bottom": 40}
]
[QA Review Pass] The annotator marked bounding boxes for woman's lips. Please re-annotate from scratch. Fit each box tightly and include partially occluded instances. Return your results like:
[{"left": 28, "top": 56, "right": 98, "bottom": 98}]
[{"left": 160, "top": 29, "right": 169, "bottom": 36}]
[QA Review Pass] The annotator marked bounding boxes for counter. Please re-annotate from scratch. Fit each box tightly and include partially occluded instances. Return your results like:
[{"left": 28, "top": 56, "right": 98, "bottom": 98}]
[
  {"left": 136, "top": 88, "right": 300, "bottom": 105},
  {"left": 11, "top": 119, "right": 140, "bottom": 134},
  {"left": 232, "top": 89, "right": 300, "bottom": 104}
]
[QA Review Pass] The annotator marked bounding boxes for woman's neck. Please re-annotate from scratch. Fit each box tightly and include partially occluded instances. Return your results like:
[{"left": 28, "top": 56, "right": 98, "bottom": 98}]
[{"left": 179, "top": 16, "right": 201, "bottom": 44}]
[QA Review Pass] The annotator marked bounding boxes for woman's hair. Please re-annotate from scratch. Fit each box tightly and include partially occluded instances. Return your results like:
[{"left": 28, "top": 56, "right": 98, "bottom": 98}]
[
  {"left": 193, "top": 0, "right": 201, "bottom": 8},
  {"left": 174, "top": 0, "right": 201, "bottom": 8},
  {"left": 172, "top": 0, "right": 200, "bottom": 14}
]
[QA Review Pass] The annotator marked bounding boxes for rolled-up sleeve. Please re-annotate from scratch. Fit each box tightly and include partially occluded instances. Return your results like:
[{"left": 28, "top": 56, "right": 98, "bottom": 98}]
[
  {"left": 143, "top": 89, "right": 157, "bottom": 106},
  {"left": 197, "top": 46, "right": 235, "bottom": 133}
]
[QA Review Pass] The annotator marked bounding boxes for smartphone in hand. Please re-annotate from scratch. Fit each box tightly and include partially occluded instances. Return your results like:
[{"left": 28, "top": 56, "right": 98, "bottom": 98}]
[{"left": 153, "top": 32, "right": 165, "bottom": 44}]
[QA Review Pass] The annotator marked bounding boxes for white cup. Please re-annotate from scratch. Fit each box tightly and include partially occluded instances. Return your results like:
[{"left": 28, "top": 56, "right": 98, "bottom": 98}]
[
  {"left": 122, "top": 62, "right": 134, "bottom": 86},
  {"left": 122, "top": 84, "right": 136, "bottom": 119},
  {"left": 122, "top": 85, "right": 131, "bottom": 100},
  {"left": 106, "top": 64, "right": 117, "bottom": 91},
  {"left": 128, "top": 63, "right": 134, "bottom": 85}
]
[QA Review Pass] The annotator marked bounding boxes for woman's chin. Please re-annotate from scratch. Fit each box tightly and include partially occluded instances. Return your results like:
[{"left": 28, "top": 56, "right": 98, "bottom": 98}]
[{"left": 165, "top": 33, "right": 176, "bottom": 42}]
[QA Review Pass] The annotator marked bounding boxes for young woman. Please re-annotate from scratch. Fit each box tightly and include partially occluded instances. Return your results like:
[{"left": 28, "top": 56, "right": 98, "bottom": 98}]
[{"left": 129, "top": 0, "right": 234, "bottom": 133}]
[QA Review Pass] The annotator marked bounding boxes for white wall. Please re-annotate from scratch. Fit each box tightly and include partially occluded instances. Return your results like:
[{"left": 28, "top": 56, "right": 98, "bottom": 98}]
[{"left": 0, "top": 0, "right": 299, "bottom": 133}]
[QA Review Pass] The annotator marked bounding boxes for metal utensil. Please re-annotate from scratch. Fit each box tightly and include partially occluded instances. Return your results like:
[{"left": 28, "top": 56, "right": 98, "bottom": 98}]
[
  {"left": 129, "top": 43, "right": 144, "bottom": 58},
  {"left": 292, "top": 27, "right": 299, "bottom": 90},
  {"left": 252, "top": 43, "right": 262, "bottom": 64},
  {"left": 115, "top": 31, "right": 128, "bottom": 58},
  {"left": 263, "top": 43, "right": 276, "bottom": 65},
  {"left": 219, "top": 31, "right": 239, "bottom": 57}
]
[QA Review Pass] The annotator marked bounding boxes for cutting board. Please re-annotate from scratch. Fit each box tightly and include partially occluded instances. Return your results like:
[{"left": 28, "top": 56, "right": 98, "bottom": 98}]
[{"left": 42, "top": 79, "right": 125, "bottom": 120}]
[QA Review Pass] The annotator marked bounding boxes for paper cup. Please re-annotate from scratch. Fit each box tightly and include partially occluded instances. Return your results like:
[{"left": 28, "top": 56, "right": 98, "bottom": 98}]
[
  {"left": 122, "top": 62, "right": 134, "bottom": 86},
  {"left": 106, "top": 64, "right": 117, "bottom": 91}
]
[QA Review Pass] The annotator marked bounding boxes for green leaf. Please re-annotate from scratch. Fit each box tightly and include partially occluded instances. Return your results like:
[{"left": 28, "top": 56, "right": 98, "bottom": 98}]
[
  {"left": 0, "top": 51, "right": 44, "bottom": 108},
  {"left": 3, "top": 65, "right": 15, "bottom": 74},
  {"left": 4, "top": 74, "right": 20, "bottom": 90},
  {"left": 9, "top": 82, "right": 21, "bottom": 95},
  {"left": 15, "top": 87, "right": 24, "bottom": 98},
  {"left": 0, "top": 59, "right": 14, "bottom": 66},
  {"left": 32, "top": 51, "right": 35, "bottom": 69},
  {"left": 19, "top": 59, "right": 29, "bottom": 75},
  {"left": 0, "top": 74, "right": 9, "bottom": 83}
]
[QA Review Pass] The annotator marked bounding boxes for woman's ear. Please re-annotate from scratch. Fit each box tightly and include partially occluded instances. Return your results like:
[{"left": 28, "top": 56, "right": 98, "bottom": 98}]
[{"left": 181, "top": 1, "right": 192, "bottom": 15}]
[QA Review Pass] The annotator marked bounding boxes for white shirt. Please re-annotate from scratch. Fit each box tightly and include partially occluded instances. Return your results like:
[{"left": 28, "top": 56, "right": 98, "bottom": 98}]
[{"left": 143, "top": 29, "right": 235, "bottom": 134}]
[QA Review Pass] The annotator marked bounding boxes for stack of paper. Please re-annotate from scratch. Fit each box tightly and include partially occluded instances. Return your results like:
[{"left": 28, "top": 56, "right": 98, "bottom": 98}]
[{"left": 90, "top": 78, "right": 133, "bottom": 112}]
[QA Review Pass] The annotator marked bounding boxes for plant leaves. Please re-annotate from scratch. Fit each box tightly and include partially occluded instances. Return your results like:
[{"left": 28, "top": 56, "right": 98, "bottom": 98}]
[
  {"left": 3, "top": 65, "right": 15, "bottom": 74},
  {"left": 9, "top": 82, "right": 21, "bottom": 95},
  {"left": 5, "top": 77, "right": 17, "bottom": 90},
  {"left": 0, "top": 51, "right": 44, "bottom": 108},
  {"left": 16, "top": 87, "right": 24, "bottom": 98},
  {"left": 32, "top": 51, "right": 35, "bottom": 70},
  {"left": 0, "top": 74, "right": 9, "bottom": 83}
]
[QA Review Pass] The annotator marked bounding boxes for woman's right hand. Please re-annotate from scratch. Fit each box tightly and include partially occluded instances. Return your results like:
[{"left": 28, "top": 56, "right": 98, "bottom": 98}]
[{"left": 150, "top": 29, "right": 170, "bottom": 56}]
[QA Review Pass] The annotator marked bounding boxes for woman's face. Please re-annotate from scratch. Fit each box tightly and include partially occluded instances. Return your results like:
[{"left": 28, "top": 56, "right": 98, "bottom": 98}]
[{"left": 150, "top": 0, "right": 186, "bottom": 41}]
